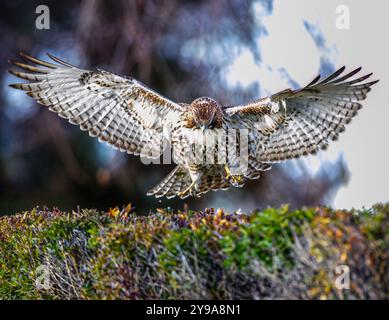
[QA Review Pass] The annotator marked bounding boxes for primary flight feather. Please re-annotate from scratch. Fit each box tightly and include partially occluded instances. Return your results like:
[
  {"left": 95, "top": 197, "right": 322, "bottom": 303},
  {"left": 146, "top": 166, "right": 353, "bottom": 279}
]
[{"left": 9, "top": 53, "right": 378, "bottom": 199}]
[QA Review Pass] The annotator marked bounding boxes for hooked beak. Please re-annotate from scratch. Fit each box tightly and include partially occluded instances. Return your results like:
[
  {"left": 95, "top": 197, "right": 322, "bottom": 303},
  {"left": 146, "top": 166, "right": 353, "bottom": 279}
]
[{"left": 200, "top": 125, "right": 206, "bottom": 133}]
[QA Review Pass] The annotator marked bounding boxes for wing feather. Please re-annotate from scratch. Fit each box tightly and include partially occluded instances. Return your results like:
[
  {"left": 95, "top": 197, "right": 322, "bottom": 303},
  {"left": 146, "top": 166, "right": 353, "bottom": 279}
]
[
  {"left": 224, "top": 67, "right": 378, "bottom": 163},
  {"left": 9, "top": 53, "right": 184, "bottom": 158}
]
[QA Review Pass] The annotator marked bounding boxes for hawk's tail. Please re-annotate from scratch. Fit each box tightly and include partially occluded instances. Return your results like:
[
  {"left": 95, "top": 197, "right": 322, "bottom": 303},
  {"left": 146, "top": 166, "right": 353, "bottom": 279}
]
[
  {"left": 147, "top": 162, "right": 271, "bottom": 199},
  {"left": 147, "top": 165, "right": 193, "bottom": 199}
]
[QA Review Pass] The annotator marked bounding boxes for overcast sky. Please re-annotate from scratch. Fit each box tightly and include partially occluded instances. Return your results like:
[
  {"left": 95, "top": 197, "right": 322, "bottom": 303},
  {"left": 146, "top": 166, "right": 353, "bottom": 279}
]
[{"left": 225, "top": 0, "right": 389, "bottom": 209}]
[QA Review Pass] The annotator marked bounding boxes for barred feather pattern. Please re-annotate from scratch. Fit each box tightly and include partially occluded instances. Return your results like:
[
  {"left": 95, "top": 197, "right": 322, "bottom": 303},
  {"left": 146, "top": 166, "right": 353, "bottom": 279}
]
[
  {"left": 146, "top": 165, "right": 230, "bottom": 199},
  {"left": 146, "top": 165, "right": 193, "bottom": 199},
  {"left": 147, "top": 159, "right": 271, "bottom": 199},
  {"left": 9, "top": 54, "right": 378, "bottom": 199},
  {"left": 195, "top": 165, "right": 230, "bottom": 195},
  {"left": 225, "top": 66, "right": 378, "bottom": 163},
  {"left": 9, "top": 53, "right": 183, "bottom": 158}
]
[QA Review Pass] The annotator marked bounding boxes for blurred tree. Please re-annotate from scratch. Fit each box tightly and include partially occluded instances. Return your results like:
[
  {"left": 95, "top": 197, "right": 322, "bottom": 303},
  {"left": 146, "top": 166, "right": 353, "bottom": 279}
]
[{"left": 0, "top": 0, "right": 348, "bottom": 214}]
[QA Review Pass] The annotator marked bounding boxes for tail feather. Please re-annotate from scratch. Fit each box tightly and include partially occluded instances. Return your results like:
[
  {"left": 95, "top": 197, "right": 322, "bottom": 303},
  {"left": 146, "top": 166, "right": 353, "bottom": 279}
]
[
  {"left": 197, "top": 165, "right": 230, "bottom": 195},
  {"left": 147, "top": 165, "right": 192, "bottom": 199},
  {"left": 147, "top": 162, "right": 272, "bottom": 199},
  {"left": 147, "top": 165, "right": 231, "bottom": 199}
]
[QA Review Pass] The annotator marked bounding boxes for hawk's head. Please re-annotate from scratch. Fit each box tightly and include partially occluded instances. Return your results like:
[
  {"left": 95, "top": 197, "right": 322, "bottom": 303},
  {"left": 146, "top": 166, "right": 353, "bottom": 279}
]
[{"left": 185, "top": 97, "right": 223, "bottom": 130}]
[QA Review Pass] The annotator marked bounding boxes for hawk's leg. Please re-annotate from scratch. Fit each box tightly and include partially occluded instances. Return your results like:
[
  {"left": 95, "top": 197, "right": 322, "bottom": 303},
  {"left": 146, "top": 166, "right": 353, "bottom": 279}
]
[
  {"left": 178, "top": 180, "right": 197, "bottom": 197},
  {"left": 224, "top": 165, "right": 231, "bottom": 179},
  {"left": 225, "top": 165, "right": 246, "bottom": 187},
  {"left": 178, "top": 169, "right": 202, "bottom": 197},
  {"left": 229, "top": 175, "right": 245, "bottom": 187}
]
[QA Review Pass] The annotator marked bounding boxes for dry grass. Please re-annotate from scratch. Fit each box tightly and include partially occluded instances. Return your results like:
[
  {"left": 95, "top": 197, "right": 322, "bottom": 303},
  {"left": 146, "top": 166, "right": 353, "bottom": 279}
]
[{"left": 0, "top": 204, "right": 388, "bottom": 299}]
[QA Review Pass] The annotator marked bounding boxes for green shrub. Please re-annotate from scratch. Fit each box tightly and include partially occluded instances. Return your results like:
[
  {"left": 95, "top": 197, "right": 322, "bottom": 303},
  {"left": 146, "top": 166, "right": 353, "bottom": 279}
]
[{"left": 0, "top": 203, "right": 388, "bottom": 299}]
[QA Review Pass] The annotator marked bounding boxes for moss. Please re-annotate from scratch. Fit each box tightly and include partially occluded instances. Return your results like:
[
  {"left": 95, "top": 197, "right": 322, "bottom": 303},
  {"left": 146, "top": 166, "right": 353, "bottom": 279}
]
[{"left": 0, "top": 204, "right": 388, "bottom": 299}]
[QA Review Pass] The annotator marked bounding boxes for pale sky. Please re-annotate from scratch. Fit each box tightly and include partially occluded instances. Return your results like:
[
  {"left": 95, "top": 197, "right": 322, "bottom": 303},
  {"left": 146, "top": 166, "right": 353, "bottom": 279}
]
[{"left": 225, "top": 0, "right": 389, "bottom": 209}]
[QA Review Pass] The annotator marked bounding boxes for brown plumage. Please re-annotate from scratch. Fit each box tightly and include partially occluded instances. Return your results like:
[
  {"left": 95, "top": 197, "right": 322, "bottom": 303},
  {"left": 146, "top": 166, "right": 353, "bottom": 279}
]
[
  {"left": 9, "top": 54, "right": 378, "bottom": 199},
  {"left": 184, "top": 97, "right": 224, "bottom": 129}
]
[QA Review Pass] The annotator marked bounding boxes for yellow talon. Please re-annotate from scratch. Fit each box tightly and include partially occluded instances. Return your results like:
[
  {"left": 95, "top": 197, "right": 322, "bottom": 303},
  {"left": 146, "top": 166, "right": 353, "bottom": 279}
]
[
  {"left": 231, "top": 175, "right": 243, "bottom": 183},
  {"left": 228, "top": 174, "right": 245, "bottom": 187},
  {"left": 225, "top": 166, "right": 245, "bottom": 185},
  {"left": 224, "top": 165, "right": 231, "bottom": 179}
]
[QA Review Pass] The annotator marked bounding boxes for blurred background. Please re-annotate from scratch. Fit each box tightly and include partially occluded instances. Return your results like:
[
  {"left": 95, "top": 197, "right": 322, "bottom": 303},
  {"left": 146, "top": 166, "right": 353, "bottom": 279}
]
[{"left": 0, "top": 0, "right": 387, "bottom": 215}]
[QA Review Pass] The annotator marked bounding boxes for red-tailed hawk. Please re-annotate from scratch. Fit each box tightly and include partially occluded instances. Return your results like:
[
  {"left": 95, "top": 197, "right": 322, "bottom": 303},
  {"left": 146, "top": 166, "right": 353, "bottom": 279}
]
[{"left": 9, "top": 53, "right": 378, "bottom": 199}]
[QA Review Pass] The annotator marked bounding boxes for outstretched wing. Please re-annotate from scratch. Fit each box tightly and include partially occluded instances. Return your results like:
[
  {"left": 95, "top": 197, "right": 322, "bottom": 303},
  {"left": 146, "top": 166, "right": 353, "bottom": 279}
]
[
  {"left": 9, "top": 53, "right": 184, "bottom": 158},
  {"left": 224, "top": 67, "right": 378, "bottom": 162}
]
